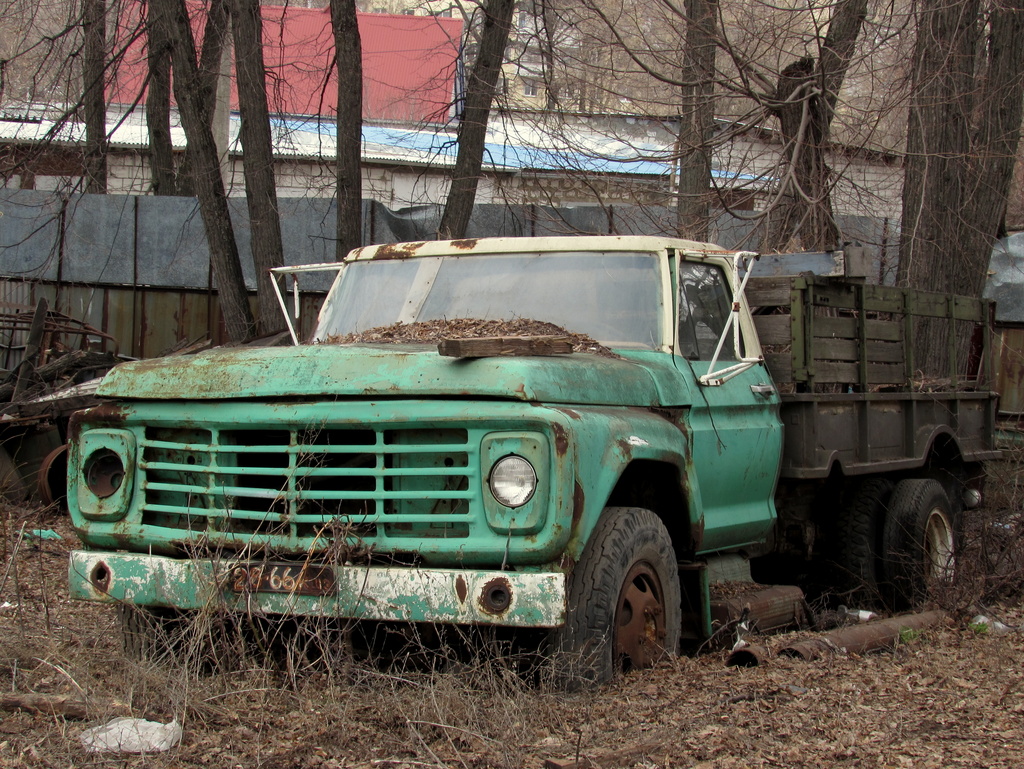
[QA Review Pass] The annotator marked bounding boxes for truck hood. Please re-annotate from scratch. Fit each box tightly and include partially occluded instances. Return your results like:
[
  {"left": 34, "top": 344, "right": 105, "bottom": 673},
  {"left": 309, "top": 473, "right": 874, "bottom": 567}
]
[{"left": 96, "top": 344, "right": 694, "bottom": 407}]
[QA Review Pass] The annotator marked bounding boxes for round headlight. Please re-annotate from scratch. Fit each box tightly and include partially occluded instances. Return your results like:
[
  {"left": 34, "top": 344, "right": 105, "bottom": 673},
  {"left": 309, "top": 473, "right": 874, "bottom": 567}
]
[
  {"left": 83, "top": 449, "right": 125, "bottom": 498},
  {"left": 488, "top": 455, "right": 537, "bottom": 508}
]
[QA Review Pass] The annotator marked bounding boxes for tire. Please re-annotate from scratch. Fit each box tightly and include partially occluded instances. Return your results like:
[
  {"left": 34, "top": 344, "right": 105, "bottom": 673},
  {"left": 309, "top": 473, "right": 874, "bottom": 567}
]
[
  {"left": 119, "top": 605, "right": 186, "bottom": 662},
  {"left": 549, "top": 507, "right": 681, "bottom": 687},
  {"left": 833, "top": 478, "right": 893, "bottom": 599},
  {"left": 882, "top": 478, "right": 959, "bottom": 606}
]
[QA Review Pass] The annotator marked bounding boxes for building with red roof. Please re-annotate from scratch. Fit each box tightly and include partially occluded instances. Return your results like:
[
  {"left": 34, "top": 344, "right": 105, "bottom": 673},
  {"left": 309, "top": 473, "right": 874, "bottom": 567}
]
[{"left": 108, "top": 4, "right": 462, "bottom": 125}]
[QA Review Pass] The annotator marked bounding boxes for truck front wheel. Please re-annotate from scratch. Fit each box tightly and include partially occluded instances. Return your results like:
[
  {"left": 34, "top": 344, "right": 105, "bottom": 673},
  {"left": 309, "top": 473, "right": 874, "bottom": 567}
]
[
  {"left": 119, "top": 605, "right": 184, "bottom": 662},
  {"left": 882, "top": 478, "right": 959, "bottom": 605},
  {"left": 549, "top": 507, "right": 681, "bottom": 686}
]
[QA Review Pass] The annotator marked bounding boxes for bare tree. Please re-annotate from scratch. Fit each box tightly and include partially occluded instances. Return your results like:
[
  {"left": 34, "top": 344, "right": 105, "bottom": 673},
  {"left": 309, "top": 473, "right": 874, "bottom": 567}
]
[
  {"left": 174, "top": 0, "right": 231, "bottom": 197},
  {"left": 331, "top": 0, "right": 362, "bottom": 260},
  {"left": 760, "top": 0, "right": 867, "bottom": 252},
  {"left": 677, "top": 0, "right": 718, "bottom": 240},
  {"left": 438, "top": 0, "right": 516, "bottom": 240},
  {"left": 157, "top": 0, "right": 254, "bottom": 341},
  {"left": 232, "top": 0, "right": 285, "bottom": 334},
  {"left": 146, "top": 0, "right": 176, "bottom": 195},
  {"left": 898, "top": 0, "right": 1024, "bottom": 371},
  {"left": 83, "top": 0, "right": 108, "bottom": 193},
  {"left": 501, "top": 1, "right": 869, "bottom": 245}
]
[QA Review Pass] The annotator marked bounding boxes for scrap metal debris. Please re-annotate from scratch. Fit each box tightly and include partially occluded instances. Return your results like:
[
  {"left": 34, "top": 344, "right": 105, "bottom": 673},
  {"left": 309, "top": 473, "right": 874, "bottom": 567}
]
[
  {"left": 0, "top": 298, "right": 119, "bottom": 419},
  {"left": 778, "top": 609, "right": 948, "bottom": 661},
  {"left": 0, "top": 298, "right": 121, "bottom": 504},
  {"left": 325, "top": 318, "right": 617, "bottom": 357}
]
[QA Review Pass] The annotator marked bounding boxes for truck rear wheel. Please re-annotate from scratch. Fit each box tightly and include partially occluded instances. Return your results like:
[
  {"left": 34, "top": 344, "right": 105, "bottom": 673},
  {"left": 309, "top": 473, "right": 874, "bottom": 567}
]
[
  {"left": 834, "top": 478, "right": 893, "bottom": 599},
  {"left": 549, "top": 507, "right": 681, "bottom": 687},
  {"left": 882, "top": 478, "right": 959, "bottom": 605}
]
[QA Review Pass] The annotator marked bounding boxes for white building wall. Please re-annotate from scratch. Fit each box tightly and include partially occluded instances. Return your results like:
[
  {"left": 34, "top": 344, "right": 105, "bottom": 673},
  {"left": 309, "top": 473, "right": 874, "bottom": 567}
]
[{"left": 20, "top": 122, "right": 905, "bottom": 221}]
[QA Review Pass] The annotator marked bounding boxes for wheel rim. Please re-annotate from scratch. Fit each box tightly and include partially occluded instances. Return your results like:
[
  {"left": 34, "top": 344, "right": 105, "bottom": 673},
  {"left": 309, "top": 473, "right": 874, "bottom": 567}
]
[
  {"left": 924, "top": 507, "right": 955, "bottom": 583},
  {"left": 614, "top": 562, "right": 667, "bottom": 671}
]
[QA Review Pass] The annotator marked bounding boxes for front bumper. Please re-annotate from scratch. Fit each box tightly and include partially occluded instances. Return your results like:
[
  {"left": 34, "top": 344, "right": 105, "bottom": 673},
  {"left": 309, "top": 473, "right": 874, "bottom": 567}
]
[{"left": 68, "top": 551, "right": 566, "bottom": 628}]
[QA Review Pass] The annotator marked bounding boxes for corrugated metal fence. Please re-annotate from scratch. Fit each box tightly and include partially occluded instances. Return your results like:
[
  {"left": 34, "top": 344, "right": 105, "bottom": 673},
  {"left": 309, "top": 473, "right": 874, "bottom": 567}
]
[{"left": 0, "top": 190, "right": 892, "bottom": 362}]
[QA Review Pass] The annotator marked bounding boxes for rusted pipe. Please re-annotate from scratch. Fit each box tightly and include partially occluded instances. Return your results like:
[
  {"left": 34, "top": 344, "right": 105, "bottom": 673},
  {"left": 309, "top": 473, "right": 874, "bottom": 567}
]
[
  {"left": 779, "top": 609, "right": 947, "bottom": 661},
  {"left": 711, "top": 585, "right": 809, "bottom": 636},
  {"left": 726, "top": 643, "right": 770, "bottom": 667}
]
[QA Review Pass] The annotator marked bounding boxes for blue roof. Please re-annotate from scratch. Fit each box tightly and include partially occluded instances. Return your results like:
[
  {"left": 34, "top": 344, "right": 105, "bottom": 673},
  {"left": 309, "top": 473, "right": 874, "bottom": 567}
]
[{"left": 272, "top": 117, "right": 753, "bottom": 180}]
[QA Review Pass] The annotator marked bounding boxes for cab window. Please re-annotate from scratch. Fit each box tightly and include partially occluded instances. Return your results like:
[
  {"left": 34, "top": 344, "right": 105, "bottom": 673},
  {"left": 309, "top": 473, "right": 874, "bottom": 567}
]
[{"left": 678, "top": 262, "right": 737, "bottom": 361}]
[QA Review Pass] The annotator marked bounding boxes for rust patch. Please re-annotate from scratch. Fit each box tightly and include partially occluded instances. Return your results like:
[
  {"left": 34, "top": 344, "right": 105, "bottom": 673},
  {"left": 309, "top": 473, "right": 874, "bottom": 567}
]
[
  {"left": 68, "top": 403, "right": 129, "bottom": 443},
  {"left": 455, "top": 574, "right": 468, "bottom": 604},
  {"left": 552, "top": 423, "right": 569, "bottom": 456},
  {"left": 89, "top": 561, "right": 111, "bottom": 593},
  {"left": 82, "top": 402, "right": 130, "bottom": 425},
  {"left": 571, "top": 480, "right": 585, "bottom": 531},
  {"left": 479, "top": 577, "right": 513, "bottom": 615},
  {"left": 614, "top": 437, "right": 635, "bottom": 461},
  {"left": 690, "top": 511, "right": 705, "bottom": 552},
  {"left": 449, "top": 239, "right": 479, "bottom": 250},
  {"left": 560, "top": 409, "right": 582, "bottom": 420},
  {"left": 369, "top": 242, "right": 427, "bottom": 260}
]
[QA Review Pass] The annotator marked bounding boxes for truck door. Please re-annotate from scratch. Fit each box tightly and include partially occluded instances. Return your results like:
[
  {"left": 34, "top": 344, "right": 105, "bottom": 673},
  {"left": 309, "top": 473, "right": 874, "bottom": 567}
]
[{"left": 675, "top": 258, "right": 783, "bottom": 554}]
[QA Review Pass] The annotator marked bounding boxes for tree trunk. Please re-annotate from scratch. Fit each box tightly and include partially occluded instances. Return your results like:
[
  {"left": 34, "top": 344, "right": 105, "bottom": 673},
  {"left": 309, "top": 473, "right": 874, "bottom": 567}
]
[
  {"left": 146, "top": 0, "right": 176, "bottom": 195},
  {"left": 897, "top": 0, "right": 979, "bottom": 378},
  {"left": 232, "top": 0, "right": 285, "bottom": 334},
  {"left": 956, "top": 1, "right": 1024, "bottom": 298},
  {"left": 675, "top": 0, "right": 718, "bottom": 241},
  {"left": 158, "top": 0, "right": 254, "bottom": 342},
  {"left": 898, "top": 0, "right": 978, "bottom": 294},
  {"left": 763, "top": 0, "right": 866, "bottom": 252},
  {"left": 898, "top": 0, "right": 1024, "bottom": 376},
  {"left": 438, "top": 0, "right": 516, "bottom": 240},
  {"left": 330, "top": 0, "right": 362, "bottom": 261},
  {"left": 176, "top": 0, "right": 230, "bottom": 197},
  {"left": 83, "top": 0, "right": 107, "bottom": 194}
]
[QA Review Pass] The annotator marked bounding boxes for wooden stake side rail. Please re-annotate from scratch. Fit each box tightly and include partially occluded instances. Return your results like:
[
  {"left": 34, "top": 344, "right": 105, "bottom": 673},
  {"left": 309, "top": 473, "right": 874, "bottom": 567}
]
[{"left": 747, "top": 276, "right": 993, "bottom": 391}]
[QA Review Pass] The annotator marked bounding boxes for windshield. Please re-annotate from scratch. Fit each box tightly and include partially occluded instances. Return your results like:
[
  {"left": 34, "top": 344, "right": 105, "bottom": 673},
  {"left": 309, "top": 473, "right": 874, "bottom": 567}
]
[{"left": 313, "top": 251, "right": 665, "bottom": 349}]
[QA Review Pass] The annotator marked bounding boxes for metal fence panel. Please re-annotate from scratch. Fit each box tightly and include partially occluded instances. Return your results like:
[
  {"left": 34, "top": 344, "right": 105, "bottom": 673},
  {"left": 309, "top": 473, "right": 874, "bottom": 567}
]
[
  {"left": 136, "top": 196, "right": 210, "bottom": 289},
  {"left": 0, "top": 190, "right": 62, "bottom": 280},
  {"left": 63, "top": 195, "right": 136, "bottom": 284}
]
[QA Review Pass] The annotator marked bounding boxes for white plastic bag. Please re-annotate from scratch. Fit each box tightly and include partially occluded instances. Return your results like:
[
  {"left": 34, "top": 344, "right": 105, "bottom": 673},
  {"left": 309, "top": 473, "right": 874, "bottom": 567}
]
[{"left": 80, "top": 717, "right": 182, "bottom": 753}]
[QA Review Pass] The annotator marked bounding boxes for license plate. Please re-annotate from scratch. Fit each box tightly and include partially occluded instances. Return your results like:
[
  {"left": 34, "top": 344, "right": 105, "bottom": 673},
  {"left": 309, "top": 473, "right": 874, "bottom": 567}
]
[{"left": 229, "top": 563, "right": 336, "bottom": 596}]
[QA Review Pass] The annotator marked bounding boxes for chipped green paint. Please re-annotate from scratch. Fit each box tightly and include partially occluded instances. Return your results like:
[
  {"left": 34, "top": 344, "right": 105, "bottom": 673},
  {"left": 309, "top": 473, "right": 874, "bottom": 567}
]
[
  {"left": 97, "top": 345, "right": 676, "bottom": 407},
  {"left": 68, "top": 551, "right": 566, "bottom": 627}
]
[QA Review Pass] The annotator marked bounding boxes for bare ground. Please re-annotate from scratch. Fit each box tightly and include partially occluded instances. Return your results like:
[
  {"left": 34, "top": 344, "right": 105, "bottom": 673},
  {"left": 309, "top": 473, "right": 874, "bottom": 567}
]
[{"left": 0, "top": 471, "right": 1023, "bottom": 768}]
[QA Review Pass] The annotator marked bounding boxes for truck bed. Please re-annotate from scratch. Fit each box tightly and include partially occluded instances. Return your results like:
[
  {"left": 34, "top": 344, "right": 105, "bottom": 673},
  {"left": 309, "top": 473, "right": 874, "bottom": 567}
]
[{"left": 748, "top": 276, "right": 1001, "bottom": 477}]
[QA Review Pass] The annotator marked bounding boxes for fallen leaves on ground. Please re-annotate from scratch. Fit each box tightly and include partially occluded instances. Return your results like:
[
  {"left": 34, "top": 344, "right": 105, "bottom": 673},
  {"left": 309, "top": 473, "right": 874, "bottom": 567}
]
[{"left": 325, "top": 318, "right": 617, "bottom": 357}]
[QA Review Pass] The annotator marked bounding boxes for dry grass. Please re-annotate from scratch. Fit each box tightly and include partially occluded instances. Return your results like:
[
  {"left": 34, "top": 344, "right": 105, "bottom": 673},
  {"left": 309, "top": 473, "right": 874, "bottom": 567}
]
[{"left": 0, "top": 473, "right": 1023, "bottom": 767}]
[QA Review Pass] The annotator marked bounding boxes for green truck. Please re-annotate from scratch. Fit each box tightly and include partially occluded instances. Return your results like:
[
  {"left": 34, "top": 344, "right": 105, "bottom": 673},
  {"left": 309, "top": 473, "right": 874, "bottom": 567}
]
[{"left": 65, "top": 236, "right": 999, "bottom": 682}]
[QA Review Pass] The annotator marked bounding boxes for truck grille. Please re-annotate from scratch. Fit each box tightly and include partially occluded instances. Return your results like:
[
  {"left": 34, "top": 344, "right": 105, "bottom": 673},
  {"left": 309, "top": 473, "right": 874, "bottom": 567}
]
[{"left": 139, "top": 426, "right": 475, "bottom": 543}]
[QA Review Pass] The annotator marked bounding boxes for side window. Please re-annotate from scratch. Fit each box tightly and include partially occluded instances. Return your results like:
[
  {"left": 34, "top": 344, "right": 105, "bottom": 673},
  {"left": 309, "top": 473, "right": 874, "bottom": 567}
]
[{"left": 678, "top": 262, "right": 737, "bottom": 361}]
